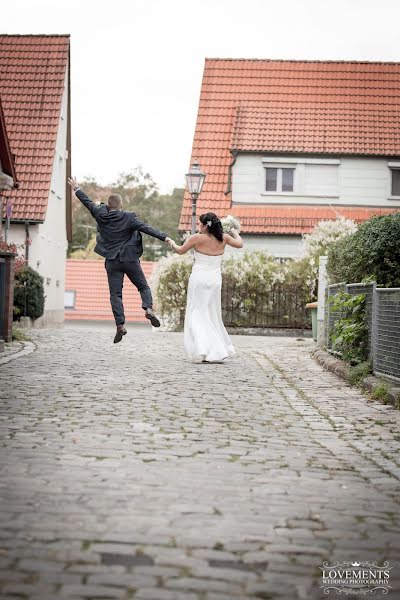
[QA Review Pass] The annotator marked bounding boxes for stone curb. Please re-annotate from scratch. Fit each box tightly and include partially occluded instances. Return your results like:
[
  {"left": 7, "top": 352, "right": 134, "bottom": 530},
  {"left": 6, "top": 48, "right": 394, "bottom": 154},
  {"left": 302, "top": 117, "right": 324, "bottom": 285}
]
[
  {"left": 312, "top": 348, "right": 400, "bottom": 409},
  {"left": 0, "top": 340, "right": 36, "bottom": 365},
  {"left": 227, "top": 327, "right": 312, "bottom": 337}
]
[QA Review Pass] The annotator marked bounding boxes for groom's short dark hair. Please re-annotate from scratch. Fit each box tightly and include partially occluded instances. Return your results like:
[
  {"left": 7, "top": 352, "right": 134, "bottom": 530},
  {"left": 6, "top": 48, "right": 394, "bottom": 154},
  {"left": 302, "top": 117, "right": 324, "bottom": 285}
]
[{"left": 108, "top": 194, "right": 123, "bottom": 209}]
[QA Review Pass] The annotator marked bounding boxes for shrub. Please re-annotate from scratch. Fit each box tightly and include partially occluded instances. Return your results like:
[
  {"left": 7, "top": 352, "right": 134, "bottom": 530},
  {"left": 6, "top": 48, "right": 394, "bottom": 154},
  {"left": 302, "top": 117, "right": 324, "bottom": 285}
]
[
  {"left": 371, "top": 383, "right": 390, "bottom": 403},
  {"left": 297, "top": 216, "right": 357, "bottom": 299},
  {"left": 153, "top": 251, "right": 310, "bottom": 330},
  {"left": 151, "top": 217, "right": 358, "bottom": 331},
  {"left": 222, "top": 251, "right": 285, "bottom": 317},
  {"left": 151, "top": 253, "right": 194, "bottom": 329},
  {"left": 327, "top": 212, "right": 400, "bottom": 286},
  {"left": 329, "top": 291, "right": 368, "bottom": 364},
  {"left": 13, "top": 266, "right": 45, "bottom": 320},
  {"left": 12, "top": 328, "right": 31, "bottom": 342},
  {"left": 347, "top": 360, "right": 372, "bottom": 385}
]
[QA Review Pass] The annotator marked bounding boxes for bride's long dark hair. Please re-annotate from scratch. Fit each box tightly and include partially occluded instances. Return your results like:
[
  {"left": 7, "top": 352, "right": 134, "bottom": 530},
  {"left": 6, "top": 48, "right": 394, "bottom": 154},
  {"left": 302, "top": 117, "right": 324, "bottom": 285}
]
[{"left": 199, "top": 212, "right": 224, "bottom": 242}]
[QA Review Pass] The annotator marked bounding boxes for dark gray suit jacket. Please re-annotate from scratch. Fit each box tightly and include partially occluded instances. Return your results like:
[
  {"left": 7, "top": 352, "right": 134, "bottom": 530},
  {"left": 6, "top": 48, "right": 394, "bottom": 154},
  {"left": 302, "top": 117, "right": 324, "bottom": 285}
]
[{"left": 75, "top": 188, "right": 167, "bottom": 260}]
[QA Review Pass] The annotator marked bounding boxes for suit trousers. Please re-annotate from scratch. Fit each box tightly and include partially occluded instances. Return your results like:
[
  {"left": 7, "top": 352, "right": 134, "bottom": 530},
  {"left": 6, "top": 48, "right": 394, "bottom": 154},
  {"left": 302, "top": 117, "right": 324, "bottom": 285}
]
[{"left": 105, "top": 256, "right": 152, "bottom": 325}]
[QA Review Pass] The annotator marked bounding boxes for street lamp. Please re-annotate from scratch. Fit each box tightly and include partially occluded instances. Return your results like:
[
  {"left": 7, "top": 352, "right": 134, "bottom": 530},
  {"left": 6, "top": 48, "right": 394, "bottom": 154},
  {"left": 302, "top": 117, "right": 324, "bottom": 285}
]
[{"left": 185, "top": 161, "right": 206, "bottom": 234}]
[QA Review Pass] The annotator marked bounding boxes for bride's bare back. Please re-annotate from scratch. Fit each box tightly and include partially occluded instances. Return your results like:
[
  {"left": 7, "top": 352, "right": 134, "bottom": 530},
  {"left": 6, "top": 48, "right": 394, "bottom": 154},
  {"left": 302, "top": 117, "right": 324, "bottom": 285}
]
[
  {"left": 169, "top": 219, "right": 243, "bottom": 256},
  {"left": 193, "top": 231, "right": 226, "bottom": 255}
]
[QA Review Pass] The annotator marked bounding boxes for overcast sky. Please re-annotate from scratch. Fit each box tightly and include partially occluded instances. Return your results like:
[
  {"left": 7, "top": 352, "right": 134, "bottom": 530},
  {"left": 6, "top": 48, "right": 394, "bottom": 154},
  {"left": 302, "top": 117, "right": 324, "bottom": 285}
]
[{"left": 3, "top": 0, "right": 400, "bottom": 193}]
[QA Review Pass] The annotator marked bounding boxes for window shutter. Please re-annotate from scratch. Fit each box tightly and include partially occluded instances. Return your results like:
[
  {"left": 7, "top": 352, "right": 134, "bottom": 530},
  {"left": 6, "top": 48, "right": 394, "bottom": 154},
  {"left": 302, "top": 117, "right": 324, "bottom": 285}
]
[{"left": 305, "top": 164, "right": 338, "bottom": 195}]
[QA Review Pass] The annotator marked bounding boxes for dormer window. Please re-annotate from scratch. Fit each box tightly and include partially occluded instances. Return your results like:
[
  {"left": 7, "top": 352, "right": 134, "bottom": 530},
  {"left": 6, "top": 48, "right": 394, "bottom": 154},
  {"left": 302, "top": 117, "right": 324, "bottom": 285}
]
[{"left": 265, "top": 167, "right": 295, "bottom": 192}]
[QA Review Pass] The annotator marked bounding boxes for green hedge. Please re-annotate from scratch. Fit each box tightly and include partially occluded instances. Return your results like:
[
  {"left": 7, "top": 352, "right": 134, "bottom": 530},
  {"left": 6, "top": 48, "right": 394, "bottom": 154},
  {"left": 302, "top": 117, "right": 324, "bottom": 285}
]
[
  {"left": 327, "top": 213, "right": 400, "bottom": 286},
  {"left": 13, "top": 266, "right": 45, "bottom": 320}
]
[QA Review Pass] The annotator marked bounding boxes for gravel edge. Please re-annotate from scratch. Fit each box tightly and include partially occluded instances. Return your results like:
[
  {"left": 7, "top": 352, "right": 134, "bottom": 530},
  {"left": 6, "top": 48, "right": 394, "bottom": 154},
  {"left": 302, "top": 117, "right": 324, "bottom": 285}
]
[{"left": 312, "top": 347, "right": 400, "bottom": 410}]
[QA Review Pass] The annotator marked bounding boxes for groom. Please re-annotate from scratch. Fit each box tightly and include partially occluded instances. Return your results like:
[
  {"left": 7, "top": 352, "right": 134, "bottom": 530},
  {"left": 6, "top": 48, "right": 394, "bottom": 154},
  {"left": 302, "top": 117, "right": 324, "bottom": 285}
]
[{"left": 68, "top": 177, "right": 170, "bottom": 343}]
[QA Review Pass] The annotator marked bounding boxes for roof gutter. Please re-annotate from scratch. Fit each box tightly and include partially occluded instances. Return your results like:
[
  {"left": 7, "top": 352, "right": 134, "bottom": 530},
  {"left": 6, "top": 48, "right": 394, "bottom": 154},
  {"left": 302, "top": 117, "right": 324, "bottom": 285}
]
[{"left": 2, "top": 218, "right": 43, "bottom": 225}]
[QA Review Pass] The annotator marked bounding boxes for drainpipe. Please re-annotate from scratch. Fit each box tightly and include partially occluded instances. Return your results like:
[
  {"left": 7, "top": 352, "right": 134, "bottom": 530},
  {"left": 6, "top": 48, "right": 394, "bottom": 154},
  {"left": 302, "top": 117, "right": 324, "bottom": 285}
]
[
  {"left": 25, "top": 222, "right": 29, "bottom": 264},
  {"left": 225, "top": 150, "right": 238, "bottom": 195}
]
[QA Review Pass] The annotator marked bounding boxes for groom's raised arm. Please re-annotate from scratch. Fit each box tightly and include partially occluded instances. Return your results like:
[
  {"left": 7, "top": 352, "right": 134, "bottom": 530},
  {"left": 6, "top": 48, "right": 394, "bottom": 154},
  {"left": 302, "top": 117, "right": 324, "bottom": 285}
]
[
  {"left": 68, "top": 177, "right": 101, "bottom": 219},
  {"left": 74, "top": 188, "right": 102, "bottom": 219},
  {"left": 130, "top": 214, "right": 168, "bottom": 242}
]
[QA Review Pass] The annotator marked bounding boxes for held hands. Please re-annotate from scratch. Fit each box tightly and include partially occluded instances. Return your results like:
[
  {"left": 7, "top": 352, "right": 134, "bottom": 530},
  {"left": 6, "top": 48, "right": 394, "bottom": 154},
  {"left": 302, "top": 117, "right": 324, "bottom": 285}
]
[{"left": 165, "top": 237, "right": 177, "bottom": 251}]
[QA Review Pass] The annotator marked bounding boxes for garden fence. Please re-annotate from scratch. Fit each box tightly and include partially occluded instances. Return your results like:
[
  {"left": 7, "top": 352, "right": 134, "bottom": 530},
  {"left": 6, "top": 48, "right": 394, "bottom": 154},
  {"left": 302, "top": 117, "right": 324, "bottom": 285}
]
[
  {"left": 222, "top": 281, "right": 310, "bottom": 329},
  {"left": 372, "top": 288, "right": 400, "bottom": 382},
  {"left": 325, "top": 282, "right": 400, "bottom": 383}
]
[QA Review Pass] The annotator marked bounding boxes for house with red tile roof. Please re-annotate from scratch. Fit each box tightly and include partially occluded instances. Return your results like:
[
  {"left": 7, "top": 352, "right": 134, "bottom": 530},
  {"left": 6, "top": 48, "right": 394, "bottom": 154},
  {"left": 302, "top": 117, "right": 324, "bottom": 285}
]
[
  {"left": 180, "top": 59, "right": 400, "bottom": 257},
  {"left": 0, "top": 34, "right": 71, "bottom": 324},
  {"left": 65, "top": 259, "right": 157, "bottom": 322},
  {"left": 0, "top": 96, "right": 17, "bottom": 194}
]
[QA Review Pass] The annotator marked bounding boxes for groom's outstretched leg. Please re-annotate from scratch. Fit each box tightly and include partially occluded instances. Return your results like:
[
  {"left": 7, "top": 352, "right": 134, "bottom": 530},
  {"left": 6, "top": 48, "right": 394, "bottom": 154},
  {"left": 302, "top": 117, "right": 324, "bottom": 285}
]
[
  {"left": 124, "top": 259, "right": 152, "bottom": 309},
  {"left": 105, "top": 259, "right": 127, "bottom": 342},
  {"left": 124, "top": 260, "right": 160, "bottom": 327}
]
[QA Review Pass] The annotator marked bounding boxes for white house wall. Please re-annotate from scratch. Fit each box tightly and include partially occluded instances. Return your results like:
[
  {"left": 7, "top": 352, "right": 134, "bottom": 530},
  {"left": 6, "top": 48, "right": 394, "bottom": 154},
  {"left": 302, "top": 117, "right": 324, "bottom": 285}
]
[
  {"left": 7, "top": 66, "right": 69, "bottom": 326},
  {"left": 225, "top": 234, "right": 303, "bottom": 258},
  {"left": 232, "top": 154, "right": 400, "bottom": 208}
]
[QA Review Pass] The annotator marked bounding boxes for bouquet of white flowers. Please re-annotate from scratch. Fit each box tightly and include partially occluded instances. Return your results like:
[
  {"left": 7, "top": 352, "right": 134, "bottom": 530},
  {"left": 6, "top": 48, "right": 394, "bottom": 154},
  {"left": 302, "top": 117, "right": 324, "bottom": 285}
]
[{"left": 221, "top": 215, "right": 241, "bottom": 235}]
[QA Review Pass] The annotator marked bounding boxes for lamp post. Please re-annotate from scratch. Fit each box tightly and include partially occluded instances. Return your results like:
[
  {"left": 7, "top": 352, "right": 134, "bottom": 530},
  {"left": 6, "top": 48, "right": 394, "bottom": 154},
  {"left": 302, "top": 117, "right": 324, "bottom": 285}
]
[{"left": 185, "top": 161, "right": 206, "bottom": 234}]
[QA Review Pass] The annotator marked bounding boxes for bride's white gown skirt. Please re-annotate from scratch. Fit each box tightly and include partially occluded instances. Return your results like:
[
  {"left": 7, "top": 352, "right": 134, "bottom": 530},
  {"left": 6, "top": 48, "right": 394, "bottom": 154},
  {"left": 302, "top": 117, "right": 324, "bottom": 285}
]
[{"left": 184, "top": 251, "right": 236, "bottom": 362}]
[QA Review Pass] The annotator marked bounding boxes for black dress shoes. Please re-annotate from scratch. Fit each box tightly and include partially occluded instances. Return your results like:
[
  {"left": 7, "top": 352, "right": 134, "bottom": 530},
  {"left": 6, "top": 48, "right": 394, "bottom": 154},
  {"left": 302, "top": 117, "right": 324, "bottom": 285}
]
[
  {"left": 145, "top": 308, "right": 161, "bottom": 328},
  {"left": 113, "top": 325, "right": 127, "bottom": 344}
]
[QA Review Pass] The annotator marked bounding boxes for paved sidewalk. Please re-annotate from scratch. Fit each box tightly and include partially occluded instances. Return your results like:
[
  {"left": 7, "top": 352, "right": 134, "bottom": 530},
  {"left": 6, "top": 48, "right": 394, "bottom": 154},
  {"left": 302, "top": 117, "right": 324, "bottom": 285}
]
[
  {"left": 0, "top": 339, "right": 36, "bottom": 365},
  {"left": 0, "top": 324, "right": 399, "bottom": 599}
]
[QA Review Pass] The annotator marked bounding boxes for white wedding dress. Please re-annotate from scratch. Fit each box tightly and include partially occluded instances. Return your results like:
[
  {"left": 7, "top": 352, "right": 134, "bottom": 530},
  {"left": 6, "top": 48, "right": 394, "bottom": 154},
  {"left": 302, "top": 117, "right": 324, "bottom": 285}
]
[{"left": 184, "top": 250, "right": 236, "bottom": 362}]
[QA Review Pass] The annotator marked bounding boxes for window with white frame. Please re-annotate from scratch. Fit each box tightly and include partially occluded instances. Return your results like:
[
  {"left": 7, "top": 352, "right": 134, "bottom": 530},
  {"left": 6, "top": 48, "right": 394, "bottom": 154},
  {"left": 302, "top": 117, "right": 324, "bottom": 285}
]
[
  {"left": 265, "top": 167, "right": 295, "bottom": 192},
  {"left": 64, "top": 290, "right": 76, "bottom": 309},
  {"left": 262, "top": 158, "right": 340, "bottom": 197},
  {"left": 391, "top": 168, "right": 400, "bottom": 196}
]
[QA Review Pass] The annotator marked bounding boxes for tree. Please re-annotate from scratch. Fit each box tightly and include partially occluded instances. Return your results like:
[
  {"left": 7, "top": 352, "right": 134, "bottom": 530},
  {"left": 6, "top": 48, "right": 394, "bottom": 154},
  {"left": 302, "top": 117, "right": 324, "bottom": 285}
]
[{"left": 68, "top": 176, "right": 110, "bottom": 254}]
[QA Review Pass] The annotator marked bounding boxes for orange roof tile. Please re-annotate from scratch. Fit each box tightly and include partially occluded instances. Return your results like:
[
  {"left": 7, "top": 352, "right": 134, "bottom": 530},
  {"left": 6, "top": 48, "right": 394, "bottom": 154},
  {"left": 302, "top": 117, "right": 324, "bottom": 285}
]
[
  {"left": 180, "top": 59, "right": 400, "bottom": 233},
  {"left": 0, "top": 35, "right": 69, "bottom": 221},
  {"left": 65, "top": 259, "right": 157, "bottom": 322},
  {"left": 229, "top": 205, "right": 400, "bottom": 234}
]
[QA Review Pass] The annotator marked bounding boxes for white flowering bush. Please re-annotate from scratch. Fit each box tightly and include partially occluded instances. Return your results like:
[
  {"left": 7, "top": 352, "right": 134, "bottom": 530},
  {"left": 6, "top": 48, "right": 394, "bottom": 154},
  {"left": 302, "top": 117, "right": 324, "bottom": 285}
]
[
  {"left": 221, "top": 215, "right": 241, "bottom": 234},
  {"left": 152, "top": 250, "right": 308, "bottom": 330},
  {"left": 151, "top": 252, "right": 194, "bottom": 330},
  {"left": 300, "top": 216, "right": 357, "bottom": 262},
  {"left": 222, "top": 251, "right": 284, "bottom": 314},
  {"left": 222, "top": 252, "right": 311, "bottom": 327},
  {"left": 295, "top": 217, "right": 358, "bottom": 299}
]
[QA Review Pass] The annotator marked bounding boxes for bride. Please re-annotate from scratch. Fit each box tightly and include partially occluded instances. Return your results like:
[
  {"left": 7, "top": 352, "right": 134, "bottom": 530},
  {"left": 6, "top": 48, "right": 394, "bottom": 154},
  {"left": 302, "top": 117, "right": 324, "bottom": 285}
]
[{"left": 167, "top": 213, "right": 243, "bottom": 363}]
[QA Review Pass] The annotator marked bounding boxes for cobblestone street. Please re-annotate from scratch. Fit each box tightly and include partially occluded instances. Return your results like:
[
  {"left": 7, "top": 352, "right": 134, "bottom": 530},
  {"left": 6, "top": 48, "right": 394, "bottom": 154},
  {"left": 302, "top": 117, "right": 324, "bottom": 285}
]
[{"left": 1, "top": 324, "right": 400, "bottom": 600}]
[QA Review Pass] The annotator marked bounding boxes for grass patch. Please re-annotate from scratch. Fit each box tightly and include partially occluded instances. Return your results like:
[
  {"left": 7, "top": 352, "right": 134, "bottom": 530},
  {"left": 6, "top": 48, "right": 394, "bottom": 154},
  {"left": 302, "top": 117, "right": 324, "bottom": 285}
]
[
  {"left": 81, "top": 540, "right": 91, "bottom": 550},
  {"left": 347, "top": 360, "right": 372, "bottom": 385},
  {"left": 371, "top": 383, "right": 390, "bottom": 403},
  {"left": 355, "top": 515, "right": 365, "bottom": 523},
  {"left": 11, "top": 327, "right": 31, "bottom": 342},
  {"left": 228, "top": 454, "right": 241, "bottom": 462}
]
